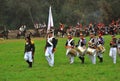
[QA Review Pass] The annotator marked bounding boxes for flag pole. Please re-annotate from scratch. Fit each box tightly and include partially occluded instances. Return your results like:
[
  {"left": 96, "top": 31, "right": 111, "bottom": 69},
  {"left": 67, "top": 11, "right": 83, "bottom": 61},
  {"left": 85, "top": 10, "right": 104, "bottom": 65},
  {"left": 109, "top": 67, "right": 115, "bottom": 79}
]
[{"left": 47, "top": 6, "right": 54, "bottom": 33}]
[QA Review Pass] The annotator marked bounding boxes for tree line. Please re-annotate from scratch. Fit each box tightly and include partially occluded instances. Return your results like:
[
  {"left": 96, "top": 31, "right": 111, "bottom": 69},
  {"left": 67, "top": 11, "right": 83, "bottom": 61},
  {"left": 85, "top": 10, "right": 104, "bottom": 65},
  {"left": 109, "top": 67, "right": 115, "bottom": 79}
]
[{"left": 0, "top": 0, "right": 120, "bottom": 29}]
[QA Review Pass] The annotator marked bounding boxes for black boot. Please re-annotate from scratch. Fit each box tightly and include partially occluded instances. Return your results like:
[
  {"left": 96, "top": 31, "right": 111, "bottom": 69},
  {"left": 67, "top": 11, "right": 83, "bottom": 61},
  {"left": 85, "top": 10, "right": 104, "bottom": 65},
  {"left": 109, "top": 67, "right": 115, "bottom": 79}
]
[
  {"left": 100, "top": 58, "right": 103, "bottom": 63},
  {"left": 26, "top": 60, "right": 30, "bottom": 64},
  {"left": 79, "top": 56, "right": 82, "bottom": 60},
  {"left": 29, "top": 62, "right": 32, "bottom": 68},
  {"left": 98, "top": 56, "right": 103, "bottom": 63},
  {"left": 79, "top": 56, "right": 84, "bottom": 64},
  {"left": 81, "top": 57, "right": 84, "bottom": 64}
]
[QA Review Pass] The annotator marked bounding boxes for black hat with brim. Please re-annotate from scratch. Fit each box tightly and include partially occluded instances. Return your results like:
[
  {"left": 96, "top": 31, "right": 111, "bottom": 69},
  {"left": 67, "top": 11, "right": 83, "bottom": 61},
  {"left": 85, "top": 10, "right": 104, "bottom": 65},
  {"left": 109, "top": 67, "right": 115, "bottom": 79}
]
[{"left": 25, "top": 36, "right": 31, "bottom": 40}]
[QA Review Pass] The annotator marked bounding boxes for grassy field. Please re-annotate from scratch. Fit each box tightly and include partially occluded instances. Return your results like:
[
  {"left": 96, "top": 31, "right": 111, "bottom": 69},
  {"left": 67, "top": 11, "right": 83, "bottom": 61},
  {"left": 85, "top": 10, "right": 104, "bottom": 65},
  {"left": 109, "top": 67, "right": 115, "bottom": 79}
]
[{"left": 0, "top": 35, "right": 120, "bottom": 81}]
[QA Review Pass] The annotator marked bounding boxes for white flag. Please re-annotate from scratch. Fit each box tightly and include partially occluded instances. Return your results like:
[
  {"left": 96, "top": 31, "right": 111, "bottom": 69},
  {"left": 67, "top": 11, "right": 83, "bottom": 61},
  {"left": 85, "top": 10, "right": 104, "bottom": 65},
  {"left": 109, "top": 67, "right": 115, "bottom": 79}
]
[{"left": 47, "top": 6, "right": 54, "bottom": 32}]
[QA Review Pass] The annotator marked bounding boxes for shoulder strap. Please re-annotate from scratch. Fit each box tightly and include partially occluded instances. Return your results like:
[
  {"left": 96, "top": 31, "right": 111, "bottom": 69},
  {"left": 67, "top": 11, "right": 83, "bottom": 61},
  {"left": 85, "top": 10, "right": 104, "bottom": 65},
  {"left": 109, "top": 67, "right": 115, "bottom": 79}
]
[
  {"left": 69, "top": 39, "right": 73, "bottom": 43},
  {"left": 31, "top": 41, "right": 34, "bottom": 44}
]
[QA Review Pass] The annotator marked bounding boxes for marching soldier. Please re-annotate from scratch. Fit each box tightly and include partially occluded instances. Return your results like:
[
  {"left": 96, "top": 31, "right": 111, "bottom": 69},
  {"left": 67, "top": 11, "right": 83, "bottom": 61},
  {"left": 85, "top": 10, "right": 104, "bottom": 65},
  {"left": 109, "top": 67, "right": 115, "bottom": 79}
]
[
  {"left": 109, "top": 35, "right": 117, "bottom": 64},
  {"left": 65, "top": 33, "right": 75, "bottom": 64},
  {"left": 76, "top": 33, "right": 86, "bottom": 64},
  {"left": 24, "top": 36, "right": 35, "bottom": 68},
  {"left": 87, "top": 32, "right": 97, "bottom": 64},
  {"left": 97, "top": 33, "right": 105, "bottom": 62},
  {"left": 117, "top": 38, "right": 120, "bottom": 56},
  {"left": 45, "top": 30, "right": 58, "bottom": 67}
]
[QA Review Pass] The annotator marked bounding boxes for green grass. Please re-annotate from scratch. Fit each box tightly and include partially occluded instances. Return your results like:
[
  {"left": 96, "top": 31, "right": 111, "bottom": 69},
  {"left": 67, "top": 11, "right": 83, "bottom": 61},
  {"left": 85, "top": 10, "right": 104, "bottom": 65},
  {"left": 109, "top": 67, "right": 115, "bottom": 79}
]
[{"left": 0, "top": 35, "right": 120, "bottom": 81}]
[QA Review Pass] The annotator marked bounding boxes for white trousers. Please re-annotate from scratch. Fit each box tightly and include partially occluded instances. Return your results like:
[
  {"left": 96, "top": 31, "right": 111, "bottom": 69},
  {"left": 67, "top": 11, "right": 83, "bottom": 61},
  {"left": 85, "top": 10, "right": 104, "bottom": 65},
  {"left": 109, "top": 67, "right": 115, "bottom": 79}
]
[
  {"left": 24, "top": 51, "right": 33, "bottom": 62},
  {"left": 88, "top": 51, "right": 96, "bottom": 64},
  {"left": 109, "top": 47, "right": 117, "bottom": 64},
  {"left": 66, "top": 49, "right": 74, "bottom": 64},
  {"left": 45, "top": 47, "right": 54, "bottom": 67}
]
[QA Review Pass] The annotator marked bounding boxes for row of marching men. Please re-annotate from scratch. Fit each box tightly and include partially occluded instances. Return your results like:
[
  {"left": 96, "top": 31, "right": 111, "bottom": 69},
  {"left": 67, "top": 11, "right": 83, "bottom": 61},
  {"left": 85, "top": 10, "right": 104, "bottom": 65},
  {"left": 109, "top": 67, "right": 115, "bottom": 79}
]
[
  {"left": 23, "top": 30, "right": 120, "bottom": 68},
  {"left": 65, "top": 32, "right": 120, "bottom": 64}
]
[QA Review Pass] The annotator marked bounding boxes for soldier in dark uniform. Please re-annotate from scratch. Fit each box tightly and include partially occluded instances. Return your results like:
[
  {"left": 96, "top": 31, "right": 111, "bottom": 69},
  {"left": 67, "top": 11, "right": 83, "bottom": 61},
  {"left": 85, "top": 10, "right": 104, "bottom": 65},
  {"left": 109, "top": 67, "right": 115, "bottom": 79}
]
[
  {"left": 65, "top": 33, "right": 75, "bottom": 64},
  {"left": 117, "top": 38, "right": 120, "bottom": 56},
  {"left": 24, "top": 36, "right": 35, "bottom": 68},
  {"left": 76, "top": 33, "right": 86, "bottom": 64},
  {"left": 109, "top": 35, "right": 117, "bottom": 64},
  {"left": 87, "top": 32, "right": 97, "bottom": 64},
  {"left": 97, "top": 33, "right": 105, "bottom": 62},
  {"left": 45, "top": 31, "right": 58, "bottom": 67}
]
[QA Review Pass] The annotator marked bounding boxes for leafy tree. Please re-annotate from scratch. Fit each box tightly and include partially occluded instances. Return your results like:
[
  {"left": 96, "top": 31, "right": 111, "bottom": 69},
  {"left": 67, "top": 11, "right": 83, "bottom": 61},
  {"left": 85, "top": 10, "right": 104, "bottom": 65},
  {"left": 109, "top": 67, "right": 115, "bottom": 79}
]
[{"left": 0, "top": 0, "right": 120, "bottom": 29}]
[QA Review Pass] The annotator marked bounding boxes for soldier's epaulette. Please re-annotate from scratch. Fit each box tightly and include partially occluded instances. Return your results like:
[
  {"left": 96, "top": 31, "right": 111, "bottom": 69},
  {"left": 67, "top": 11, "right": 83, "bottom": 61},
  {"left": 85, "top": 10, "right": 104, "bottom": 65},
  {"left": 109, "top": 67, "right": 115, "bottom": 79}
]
[{"left": 31, "top": 41, "right": 34, "bottom": 44}]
